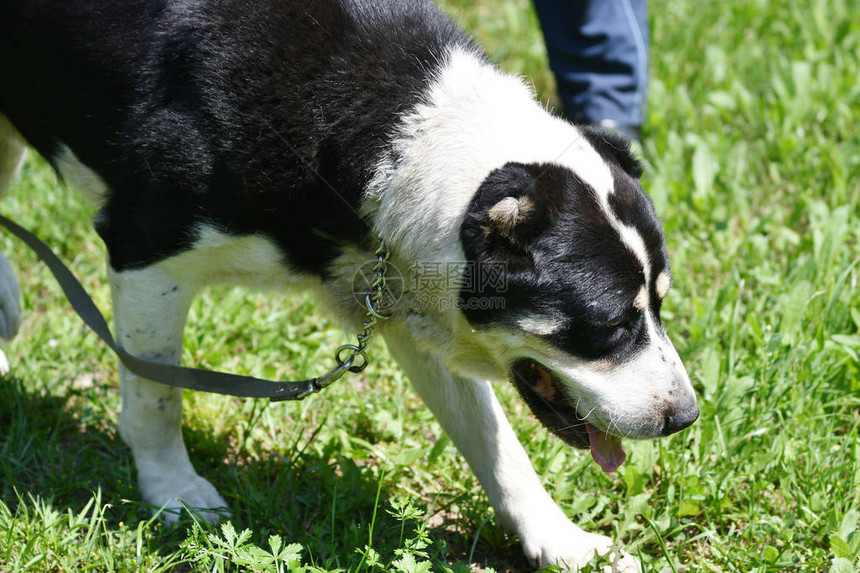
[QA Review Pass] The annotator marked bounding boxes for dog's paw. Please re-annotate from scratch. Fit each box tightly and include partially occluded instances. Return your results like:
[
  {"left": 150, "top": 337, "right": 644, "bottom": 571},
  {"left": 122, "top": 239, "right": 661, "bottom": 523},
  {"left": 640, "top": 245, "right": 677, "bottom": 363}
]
[
  {"left": 142, "top": 473, "right": 230, "bottom": 524},
  {"left": 0, "top": 252, "right": 21, "bottom": 341},
  {"left": 519, "top": 514, "right": 640, "bottom": 572}
]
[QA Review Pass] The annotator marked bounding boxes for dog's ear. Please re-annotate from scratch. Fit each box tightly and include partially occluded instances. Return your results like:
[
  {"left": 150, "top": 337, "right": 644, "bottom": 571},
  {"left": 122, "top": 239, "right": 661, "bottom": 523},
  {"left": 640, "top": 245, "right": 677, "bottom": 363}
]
[
  {"left": 486, "top": 195, "right": 539, "bottom": 242},
  {"left": 579, "top": 124, "right": 643, "bottom": 179},
  {"left": 460, "top": 163, "right": 557, "bottom": 276},
  {"left": 465, "top": 162, "right": 551, "bottom": 249}
]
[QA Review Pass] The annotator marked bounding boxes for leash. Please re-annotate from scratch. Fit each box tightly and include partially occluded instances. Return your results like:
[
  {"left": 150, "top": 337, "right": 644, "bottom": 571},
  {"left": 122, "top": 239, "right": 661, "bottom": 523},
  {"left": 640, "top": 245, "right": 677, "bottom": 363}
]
[{"left": 0, "top": 212, "right": 391, "bottom": 401}]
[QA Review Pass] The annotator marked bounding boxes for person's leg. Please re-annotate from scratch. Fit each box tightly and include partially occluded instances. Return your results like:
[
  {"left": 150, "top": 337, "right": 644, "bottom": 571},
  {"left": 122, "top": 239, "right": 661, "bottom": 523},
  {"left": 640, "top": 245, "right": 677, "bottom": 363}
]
[
  {"left": 534, "top": 0, "right": 649, "bottom": 139},
  {"left": 0, "top": 114, "right": 26, "bottom": 372}
]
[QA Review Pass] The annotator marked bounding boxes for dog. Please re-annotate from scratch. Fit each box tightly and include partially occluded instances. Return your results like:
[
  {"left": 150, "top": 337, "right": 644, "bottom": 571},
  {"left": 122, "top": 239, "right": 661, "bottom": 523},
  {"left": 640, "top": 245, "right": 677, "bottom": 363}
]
[{"left": 0, "top": 0, "right": 698, "bottom": 569}]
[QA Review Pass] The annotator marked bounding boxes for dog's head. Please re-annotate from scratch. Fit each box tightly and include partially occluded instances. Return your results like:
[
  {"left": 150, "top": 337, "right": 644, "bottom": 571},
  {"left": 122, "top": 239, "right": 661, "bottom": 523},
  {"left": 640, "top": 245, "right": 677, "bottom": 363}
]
[{"left": 457, "top": 127, "right": 698, "bottom": 472}]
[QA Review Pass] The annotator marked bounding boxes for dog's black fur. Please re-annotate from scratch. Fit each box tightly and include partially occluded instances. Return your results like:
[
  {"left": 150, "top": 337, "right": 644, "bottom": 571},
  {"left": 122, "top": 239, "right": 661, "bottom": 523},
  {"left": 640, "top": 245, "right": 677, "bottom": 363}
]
[{"left": 0, "top": 0, "right": 471, "bottom": 274}]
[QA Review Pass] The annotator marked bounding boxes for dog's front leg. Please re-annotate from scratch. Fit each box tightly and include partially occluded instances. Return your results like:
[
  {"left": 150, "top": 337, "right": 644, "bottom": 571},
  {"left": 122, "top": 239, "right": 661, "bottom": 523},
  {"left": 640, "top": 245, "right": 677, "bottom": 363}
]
[
  {"left": 384, "top": 329, "right": 639, "bottom": 572},
  {"left": 109, "top": 264, "right": 227, "bottom": 523}
]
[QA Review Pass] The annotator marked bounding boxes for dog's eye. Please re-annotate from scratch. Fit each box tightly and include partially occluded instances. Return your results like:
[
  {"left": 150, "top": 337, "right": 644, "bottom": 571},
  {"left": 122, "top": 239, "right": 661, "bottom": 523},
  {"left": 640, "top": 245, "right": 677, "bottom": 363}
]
[
  {"left": 605, "top": 307, "right": 641, "bottom": 329},
  {"left": 605, "top": 313, "right": 630, "bottom": 328}
]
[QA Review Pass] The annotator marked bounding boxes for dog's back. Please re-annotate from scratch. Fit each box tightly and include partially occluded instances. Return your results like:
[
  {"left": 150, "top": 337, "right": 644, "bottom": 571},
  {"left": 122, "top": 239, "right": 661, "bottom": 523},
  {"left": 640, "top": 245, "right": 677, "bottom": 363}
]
[{"left": 0, "top": 0, "right": 472, "bottom": 273}]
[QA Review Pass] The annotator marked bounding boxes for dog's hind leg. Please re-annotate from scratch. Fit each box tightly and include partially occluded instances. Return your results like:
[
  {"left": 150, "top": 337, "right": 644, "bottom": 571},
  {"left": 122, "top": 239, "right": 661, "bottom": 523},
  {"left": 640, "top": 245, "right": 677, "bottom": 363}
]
[
  {"left": 0, "top": 114, "right": 26, "bottom": 372},
  {"left": 109, "top": 264, "right": 228, "bottom": 523},
  {"left": 384, "top": 327, "right": 640, "bottom": 572}
]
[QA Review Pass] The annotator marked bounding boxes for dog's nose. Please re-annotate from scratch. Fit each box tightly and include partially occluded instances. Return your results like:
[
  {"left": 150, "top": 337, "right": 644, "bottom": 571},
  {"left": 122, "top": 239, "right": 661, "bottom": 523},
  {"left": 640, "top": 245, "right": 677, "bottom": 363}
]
[{"left": 662, "top": 400, "right": 699, "bottom": 435}]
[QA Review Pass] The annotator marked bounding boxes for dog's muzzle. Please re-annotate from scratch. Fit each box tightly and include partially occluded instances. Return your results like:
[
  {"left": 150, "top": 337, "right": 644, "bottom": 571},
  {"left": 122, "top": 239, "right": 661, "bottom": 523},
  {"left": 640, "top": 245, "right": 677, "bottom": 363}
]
[{"left": 510, "top": 356, "right": 699, "bottom": 473}]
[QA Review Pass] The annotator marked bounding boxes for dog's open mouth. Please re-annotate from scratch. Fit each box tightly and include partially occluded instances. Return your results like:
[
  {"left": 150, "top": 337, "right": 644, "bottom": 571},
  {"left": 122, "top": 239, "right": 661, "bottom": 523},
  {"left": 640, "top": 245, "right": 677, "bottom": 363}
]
[{"left": 510, "top": 359, "right": 626, "bottom": 473}]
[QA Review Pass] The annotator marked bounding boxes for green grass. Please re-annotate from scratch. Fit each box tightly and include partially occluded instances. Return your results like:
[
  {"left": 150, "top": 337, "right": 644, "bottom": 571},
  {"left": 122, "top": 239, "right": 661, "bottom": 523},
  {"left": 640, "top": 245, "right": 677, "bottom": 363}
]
[{"left": 1, "top": 0, "right": 859, "bottom": 571}]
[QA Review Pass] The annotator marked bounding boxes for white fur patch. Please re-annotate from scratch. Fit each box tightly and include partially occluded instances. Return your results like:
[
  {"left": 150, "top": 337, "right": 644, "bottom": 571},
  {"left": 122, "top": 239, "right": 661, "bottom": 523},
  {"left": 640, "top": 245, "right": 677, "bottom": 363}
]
[
  {"left": 489, "top": 196, "right": 533, "bottom": 237},
  {"left": 585, "top": 165, "right": 653, "bottom": 296},
  {"left": 656, "top": 270, "right": 671, "bottom": 299},
  {"left": 55, "top": 145, "right": 109, "bottom": 205},
  {"left": 616, "top": 224, "right": 651, "bottom": 281},
  {"left": 633, "top": 285, "right": 648, "bottom": 311},
  {"left": 156, "top": 224, "right": 310, "bottom": 291},
  {"left": 518, "top": 314, "right": 564, "bottom": 336}
]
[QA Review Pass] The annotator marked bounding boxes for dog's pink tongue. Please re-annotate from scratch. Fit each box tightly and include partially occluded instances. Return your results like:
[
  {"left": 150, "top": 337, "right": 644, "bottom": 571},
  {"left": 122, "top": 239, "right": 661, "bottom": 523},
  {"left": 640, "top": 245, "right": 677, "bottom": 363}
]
[{"left": 587, "top": 422, "right": 626, "bottom": 473}]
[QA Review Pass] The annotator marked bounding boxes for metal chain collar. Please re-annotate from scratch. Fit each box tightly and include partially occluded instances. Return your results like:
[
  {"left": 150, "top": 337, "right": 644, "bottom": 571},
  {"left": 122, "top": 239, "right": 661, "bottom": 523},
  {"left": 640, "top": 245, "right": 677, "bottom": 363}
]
[{"left": 282, "top": 238, "right": 392, "bottom": 400}]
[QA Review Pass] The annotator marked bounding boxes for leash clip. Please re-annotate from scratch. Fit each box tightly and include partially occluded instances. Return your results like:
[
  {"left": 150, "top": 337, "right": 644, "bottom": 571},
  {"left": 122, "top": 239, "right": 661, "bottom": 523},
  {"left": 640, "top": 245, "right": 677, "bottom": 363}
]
[
  {"left": 270, "top": 238, "right": 391, "bottom": 402},
  {"left": 270, "top": 344, "right": 364, "bottom": 402}
]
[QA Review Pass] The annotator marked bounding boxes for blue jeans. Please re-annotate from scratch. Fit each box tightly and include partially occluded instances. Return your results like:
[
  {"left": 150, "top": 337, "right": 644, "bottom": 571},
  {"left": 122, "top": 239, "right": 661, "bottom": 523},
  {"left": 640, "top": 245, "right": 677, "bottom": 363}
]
[{"left": 534, "top": 0, "right": 649, "bottom": 128}]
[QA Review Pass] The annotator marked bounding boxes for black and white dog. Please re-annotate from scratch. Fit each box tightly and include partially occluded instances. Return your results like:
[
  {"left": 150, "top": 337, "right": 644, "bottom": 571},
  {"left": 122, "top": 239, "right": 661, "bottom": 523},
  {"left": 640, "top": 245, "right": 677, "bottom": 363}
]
[{"left": 0, "top": 0, "right": 698, "bottom": 569}]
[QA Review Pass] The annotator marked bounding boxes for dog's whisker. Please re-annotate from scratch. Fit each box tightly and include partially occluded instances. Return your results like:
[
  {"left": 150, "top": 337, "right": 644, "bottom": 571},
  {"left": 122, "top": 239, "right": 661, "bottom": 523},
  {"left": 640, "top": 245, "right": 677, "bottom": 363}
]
[{"left": 579, "top": 405, "right": 597, "bottom": 421}]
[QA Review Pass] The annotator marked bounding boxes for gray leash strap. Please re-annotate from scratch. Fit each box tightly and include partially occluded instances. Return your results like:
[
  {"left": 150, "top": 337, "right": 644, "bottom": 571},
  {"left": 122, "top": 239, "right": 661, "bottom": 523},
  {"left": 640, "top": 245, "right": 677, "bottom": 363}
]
[{"left": 0, "top": 213, "right": 381, "bottom": 401}]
